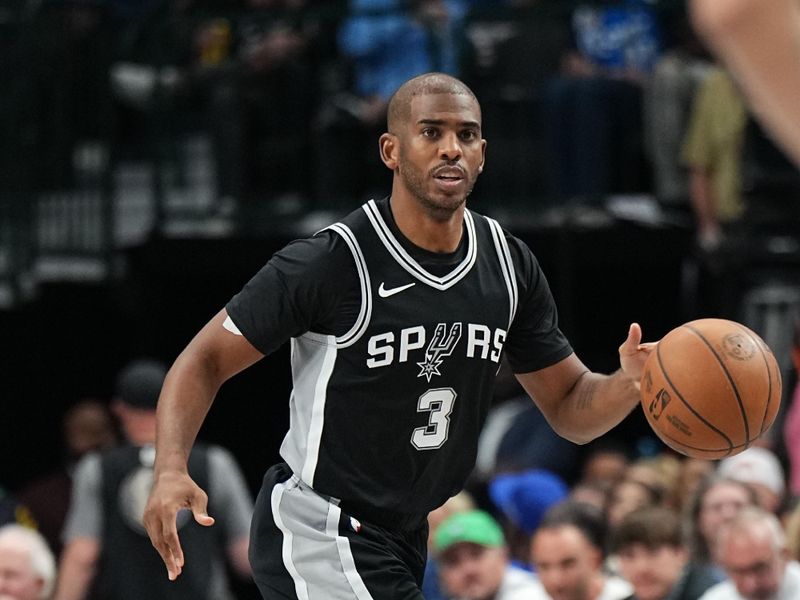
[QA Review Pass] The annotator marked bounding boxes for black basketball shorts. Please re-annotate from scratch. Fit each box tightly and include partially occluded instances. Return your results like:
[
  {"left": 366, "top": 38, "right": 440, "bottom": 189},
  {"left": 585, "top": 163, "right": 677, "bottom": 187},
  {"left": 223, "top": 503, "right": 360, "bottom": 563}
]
[{"left": 249, "top": 462, "right": 429, "bottom": 600}]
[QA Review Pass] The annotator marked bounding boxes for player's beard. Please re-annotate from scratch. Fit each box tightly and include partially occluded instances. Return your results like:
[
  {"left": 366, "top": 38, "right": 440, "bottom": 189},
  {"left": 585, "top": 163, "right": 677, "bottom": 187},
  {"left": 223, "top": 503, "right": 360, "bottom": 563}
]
[{"left": 398, "top": 154, "right": 475, "bottom": 220}]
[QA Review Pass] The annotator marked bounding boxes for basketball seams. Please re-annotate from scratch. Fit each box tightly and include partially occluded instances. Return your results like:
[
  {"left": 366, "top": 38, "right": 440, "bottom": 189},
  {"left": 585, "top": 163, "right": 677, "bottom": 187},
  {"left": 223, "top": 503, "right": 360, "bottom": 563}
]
[
  {"left": 731, "top": 324, "right": 777, "bottom": 436},
  {"left": 654, "top": 340, "right": 735, "bottom": 450},
  {"left": 653, "top": 425, "right": 757, "bottom": 457},
  {"left": 683, "top": 324, "right": 751, "bottom": 447},
  {"left": 643, "top": 318, "right": 780, "bottom": 459},
  {"left": 760, "top": 351, "right": 779, "bottom": 435}
]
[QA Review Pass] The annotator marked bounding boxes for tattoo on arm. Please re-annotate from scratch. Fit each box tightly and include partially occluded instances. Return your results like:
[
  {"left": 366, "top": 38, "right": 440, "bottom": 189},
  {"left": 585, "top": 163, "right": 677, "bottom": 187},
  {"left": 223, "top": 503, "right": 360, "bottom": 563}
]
[{"left": 576, "top": 376, "right": 598, "bottom": 410}]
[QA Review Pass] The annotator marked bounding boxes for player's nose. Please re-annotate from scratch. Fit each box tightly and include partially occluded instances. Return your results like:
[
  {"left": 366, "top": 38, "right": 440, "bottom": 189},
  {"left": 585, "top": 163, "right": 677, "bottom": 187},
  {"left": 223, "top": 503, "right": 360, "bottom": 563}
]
[{"left": 438, "top": 131, "right": 462, "bottom": 161}]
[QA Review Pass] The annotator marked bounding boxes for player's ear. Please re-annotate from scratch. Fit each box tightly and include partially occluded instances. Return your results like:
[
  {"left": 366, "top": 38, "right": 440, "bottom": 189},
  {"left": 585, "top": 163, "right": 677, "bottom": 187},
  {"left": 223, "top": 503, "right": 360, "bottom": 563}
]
[{"left": 379, "top": 133, "right": 399, "bottom": 170}]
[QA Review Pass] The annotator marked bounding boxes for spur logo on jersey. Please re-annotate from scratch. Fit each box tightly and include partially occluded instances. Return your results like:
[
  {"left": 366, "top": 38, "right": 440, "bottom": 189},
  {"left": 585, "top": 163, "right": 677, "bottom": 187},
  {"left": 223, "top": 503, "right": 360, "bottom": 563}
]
[
  {"left": 417, "top": 323, "right": 462, "bottom": 382},
  {"left": 366, "top": 322, "right": 506, "bottom": 375}
]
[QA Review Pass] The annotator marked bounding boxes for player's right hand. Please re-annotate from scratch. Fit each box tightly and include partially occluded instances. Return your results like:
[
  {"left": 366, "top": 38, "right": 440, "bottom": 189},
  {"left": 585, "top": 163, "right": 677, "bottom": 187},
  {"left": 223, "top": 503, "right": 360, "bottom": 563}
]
[{"left": 143, "top": 469, "right": 215, "bottom": 581}]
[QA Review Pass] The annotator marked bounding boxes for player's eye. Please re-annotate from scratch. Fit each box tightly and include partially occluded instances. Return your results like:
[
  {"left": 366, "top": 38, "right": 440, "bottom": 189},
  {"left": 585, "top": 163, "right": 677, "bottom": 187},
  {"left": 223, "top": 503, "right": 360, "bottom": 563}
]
[
  {"left": 459, "top": 130, "right": 478, "bottom": 141},
  {"left": 422, "top": 127, "right": 439, "bottom": 138}
]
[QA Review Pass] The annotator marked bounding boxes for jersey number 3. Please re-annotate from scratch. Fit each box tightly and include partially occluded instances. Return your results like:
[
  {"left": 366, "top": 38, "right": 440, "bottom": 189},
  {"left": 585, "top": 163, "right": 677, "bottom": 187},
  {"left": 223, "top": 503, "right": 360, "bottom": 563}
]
[{"left": 411, "top": 388, "right": 456, "bottom": 450}]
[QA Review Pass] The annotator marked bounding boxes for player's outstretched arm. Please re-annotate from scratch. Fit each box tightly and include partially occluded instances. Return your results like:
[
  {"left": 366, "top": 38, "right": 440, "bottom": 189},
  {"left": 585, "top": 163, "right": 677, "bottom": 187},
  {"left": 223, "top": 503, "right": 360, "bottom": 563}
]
[
  {"left": 143, "top": 308, "right": 263, "bottom": 581},
  {"left": 516, "top": 324, "right": 655, "bottom": 445},
  {"left": 691, "top": 0, "right": 800, "bottom": 168}
]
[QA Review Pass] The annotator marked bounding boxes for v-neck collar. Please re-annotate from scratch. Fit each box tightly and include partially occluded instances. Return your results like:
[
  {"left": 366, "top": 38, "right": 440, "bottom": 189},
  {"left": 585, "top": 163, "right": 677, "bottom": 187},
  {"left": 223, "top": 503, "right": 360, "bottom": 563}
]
[{"left": 362, "top": 199, "right": 478, "bottom": 291}]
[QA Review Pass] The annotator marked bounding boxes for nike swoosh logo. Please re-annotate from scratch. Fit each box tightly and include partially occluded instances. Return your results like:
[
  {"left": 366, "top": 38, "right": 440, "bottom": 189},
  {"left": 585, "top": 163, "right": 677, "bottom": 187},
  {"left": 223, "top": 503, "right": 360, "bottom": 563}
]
[{"left": 378, "top": 282, "right": 416, "bottom": 298}]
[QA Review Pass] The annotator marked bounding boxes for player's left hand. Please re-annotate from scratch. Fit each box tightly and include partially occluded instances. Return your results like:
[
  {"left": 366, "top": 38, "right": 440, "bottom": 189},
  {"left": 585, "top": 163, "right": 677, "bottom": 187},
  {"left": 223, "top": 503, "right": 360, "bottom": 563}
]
[{"left": 619, "top": 323, "right": 657, "bottom": 387}]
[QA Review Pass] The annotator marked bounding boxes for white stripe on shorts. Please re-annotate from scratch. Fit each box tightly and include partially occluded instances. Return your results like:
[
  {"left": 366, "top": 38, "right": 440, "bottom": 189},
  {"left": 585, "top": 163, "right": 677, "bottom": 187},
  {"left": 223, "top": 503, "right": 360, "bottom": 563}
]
[
  {"left": 271, "top": 481, "right": 310, "bottom": 600},
  {"left": 271, "top": 476, "right": 374, "bottom": 600},
  {"left": 328, "top": 502, "right": 373, "bottom": 600}
]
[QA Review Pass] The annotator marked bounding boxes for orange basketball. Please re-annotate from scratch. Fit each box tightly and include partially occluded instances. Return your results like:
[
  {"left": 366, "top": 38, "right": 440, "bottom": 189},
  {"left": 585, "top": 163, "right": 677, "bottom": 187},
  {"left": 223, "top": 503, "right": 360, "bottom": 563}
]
[{"left": 640, "top": 318, "right": 782, "bottom": 459}]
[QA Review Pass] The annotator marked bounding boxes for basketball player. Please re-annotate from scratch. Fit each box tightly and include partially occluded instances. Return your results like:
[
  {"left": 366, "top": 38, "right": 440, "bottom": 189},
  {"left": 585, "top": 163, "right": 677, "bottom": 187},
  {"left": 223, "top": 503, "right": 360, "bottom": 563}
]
[
  {"left": 143, "top": 72, "right": 654, "bottom": 599},
  {"left": 690, "top": 0, "right": 800, "bottom": 168}
]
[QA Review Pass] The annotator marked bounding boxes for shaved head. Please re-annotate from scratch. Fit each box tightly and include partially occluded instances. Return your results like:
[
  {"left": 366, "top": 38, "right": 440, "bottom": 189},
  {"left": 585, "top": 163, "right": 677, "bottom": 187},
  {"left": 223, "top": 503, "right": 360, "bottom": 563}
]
[{"left": 387, "top": 73, "right": 480, "bottom": 133}]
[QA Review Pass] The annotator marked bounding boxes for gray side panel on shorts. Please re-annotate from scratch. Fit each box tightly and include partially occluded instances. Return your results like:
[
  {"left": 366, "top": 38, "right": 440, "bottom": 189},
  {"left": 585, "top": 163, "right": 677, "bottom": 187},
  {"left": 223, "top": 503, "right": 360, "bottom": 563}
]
[{"left": 271, "top": 476, "right": 373, "bottom": 600}]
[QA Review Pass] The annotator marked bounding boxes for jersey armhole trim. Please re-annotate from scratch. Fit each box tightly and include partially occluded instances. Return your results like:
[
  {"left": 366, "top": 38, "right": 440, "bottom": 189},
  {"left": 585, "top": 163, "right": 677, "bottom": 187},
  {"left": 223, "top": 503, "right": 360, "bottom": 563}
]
[
  {"left": 325, "top": 223, "right": 372, "bottom": 348},
  {"left": 486, "top": 217, "right": 518, "bottom": 329}
]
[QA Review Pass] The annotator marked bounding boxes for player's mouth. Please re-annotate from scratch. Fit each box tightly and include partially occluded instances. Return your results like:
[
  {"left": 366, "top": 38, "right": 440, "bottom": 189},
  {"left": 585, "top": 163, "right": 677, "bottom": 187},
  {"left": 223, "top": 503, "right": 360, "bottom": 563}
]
[{"left": 433, "top": 167, "right": 465, "bottom": 191}]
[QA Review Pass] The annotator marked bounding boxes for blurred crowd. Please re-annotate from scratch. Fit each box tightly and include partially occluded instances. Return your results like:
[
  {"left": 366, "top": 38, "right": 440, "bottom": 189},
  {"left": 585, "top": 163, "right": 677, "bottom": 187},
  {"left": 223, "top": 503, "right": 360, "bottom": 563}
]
[
  {"left": 1, "top": 359, "right": 255, "bottom": 599},
  {"left": 420, "top": 439, "right": 800, "bottom": 600},
  {"left": 4, "top": 0, "right": 799, "bottom": 240},
  {"left": 0, "top": 323, "right": 798, "bottom": 599}
]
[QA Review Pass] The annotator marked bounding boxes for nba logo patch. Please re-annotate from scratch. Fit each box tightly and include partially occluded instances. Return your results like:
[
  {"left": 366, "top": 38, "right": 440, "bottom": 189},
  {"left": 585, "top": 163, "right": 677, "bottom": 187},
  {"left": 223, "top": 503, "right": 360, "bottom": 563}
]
[{"left": 349, "top": 517, "right": 361, "bottom": 533}]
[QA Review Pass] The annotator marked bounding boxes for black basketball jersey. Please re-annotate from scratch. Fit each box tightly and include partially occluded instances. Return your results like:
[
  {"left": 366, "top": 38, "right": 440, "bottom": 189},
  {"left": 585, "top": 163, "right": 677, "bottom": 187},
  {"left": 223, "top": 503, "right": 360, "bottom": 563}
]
[
  {"left": 97, "top": 445, "right": 216, "bottom": 600},
  {"left": 227, "top": 198, "right": 572, "bottom": 516}
]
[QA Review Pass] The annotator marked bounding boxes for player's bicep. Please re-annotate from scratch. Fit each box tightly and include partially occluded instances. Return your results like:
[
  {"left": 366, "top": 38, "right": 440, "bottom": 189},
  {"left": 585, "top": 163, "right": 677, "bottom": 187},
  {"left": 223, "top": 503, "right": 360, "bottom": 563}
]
[{"left": 181, "top": 309, "right": 265, "bottom": 385}]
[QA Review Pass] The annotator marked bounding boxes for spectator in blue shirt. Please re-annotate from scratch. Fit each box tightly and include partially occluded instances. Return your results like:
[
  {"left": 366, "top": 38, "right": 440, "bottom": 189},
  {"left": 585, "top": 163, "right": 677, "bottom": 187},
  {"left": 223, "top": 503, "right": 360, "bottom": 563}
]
[{"left": 314, "top": 0, "right": 467, "bottom": 206}]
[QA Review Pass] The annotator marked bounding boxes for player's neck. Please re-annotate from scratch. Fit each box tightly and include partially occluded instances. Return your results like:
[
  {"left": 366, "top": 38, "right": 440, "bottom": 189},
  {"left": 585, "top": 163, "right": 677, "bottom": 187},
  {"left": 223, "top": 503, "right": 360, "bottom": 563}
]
[{"left": 389, "top": 194, "right": 464, "bottom": 253}]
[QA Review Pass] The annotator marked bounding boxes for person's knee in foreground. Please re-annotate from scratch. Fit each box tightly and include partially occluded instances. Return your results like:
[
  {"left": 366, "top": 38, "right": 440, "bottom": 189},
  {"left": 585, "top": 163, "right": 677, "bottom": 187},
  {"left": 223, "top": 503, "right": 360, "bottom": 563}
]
[
  {"left": 690, "top": 0, "right": 800, "bottom": 170},
  {"left": 142, "top": 71, "right": 656, "bottom": 599}
]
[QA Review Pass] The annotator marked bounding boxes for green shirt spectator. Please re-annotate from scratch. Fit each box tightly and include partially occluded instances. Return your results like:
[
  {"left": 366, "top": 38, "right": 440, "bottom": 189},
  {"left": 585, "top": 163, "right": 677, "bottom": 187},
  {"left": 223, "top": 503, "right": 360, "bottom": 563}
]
[{"left": 682, "top": 67, "right": 748, "bottom": 248}]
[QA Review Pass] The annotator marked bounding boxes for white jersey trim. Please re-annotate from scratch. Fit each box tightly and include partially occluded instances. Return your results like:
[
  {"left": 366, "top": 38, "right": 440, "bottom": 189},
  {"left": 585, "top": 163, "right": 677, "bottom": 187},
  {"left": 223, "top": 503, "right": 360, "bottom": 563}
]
[
  {"left": 487, "top": 217, "right": 518, "bottom": 329},
  {"left": 362, "top": 199, "right": 478, "bottom": 290},
  {"left": 326, "top": 223, "right": 372, "bottom": 348}
]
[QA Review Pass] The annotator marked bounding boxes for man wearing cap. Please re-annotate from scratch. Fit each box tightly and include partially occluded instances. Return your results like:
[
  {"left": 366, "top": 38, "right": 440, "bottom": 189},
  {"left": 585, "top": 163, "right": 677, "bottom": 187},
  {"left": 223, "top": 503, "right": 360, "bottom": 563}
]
[
  {"left": 54, "top": 359, "right": 254, "bottom": 600},
  {"left": 717, "top": 447, "right": 786, "bottom": 514},
  {"left": 435, "top": 510, "right": 539, "bottom": 600},
  {"left": 488, "top": 469, "right": 568, "bottom": 569}
]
